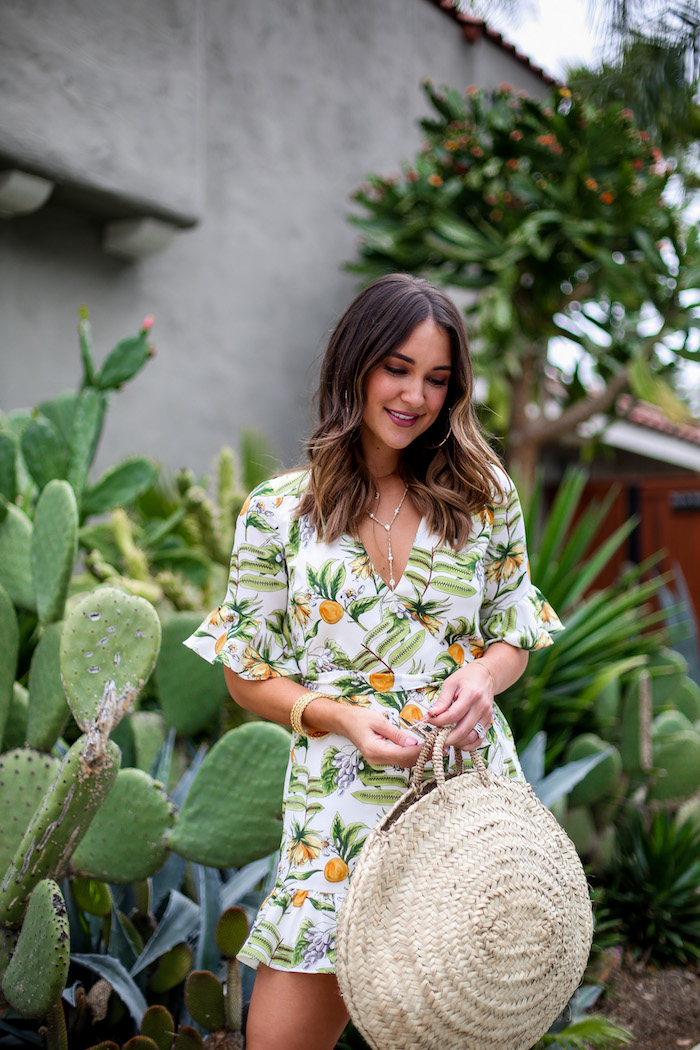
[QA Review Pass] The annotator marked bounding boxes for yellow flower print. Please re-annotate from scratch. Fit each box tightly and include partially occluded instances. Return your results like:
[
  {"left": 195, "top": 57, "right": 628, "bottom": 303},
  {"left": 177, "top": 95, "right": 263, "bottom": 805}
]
[
  {"left": 415, "top": 611, "right": 442, "bottom": 636},
  {"left": 479, "top": 505, "right": 495, "bottom": 528},
  {"left": 535, "top": 598, "right": 556, "bottom": 624},
  {"left": 339, "top": 694, "right": 371, "bottom": 708},
  {"left": 239, "top": 494, "right": 251, "bottom": 517},
  {"left": 469, "top": 640, "right": 485, "bottom": 659},
  {"left": 485, "top": 541, "right": 525, "bottom": 581},
  {"left": 290, "top": 592, "right": 312, "bottom": 627},
  {"left": 241, "top": 645, "right": 280, "bottom": 680},
  {"left": 534, "top": 629, "right": 552, "bottom": 650},
  {"left": 349, "top": 551, "right": 373, "bottom": 580},
  {"left": 287, "top": 822, "right": 324, "bottom": 866}
]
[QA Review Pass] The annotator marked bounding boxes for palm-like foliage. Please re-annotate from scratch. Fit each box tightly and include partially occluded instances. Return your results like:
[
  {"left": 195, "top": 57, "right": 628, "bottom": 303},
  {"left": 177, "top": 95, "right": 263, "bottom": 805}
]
[
  {"left": 572, "top": 1, "right": 700, "bottom": 162},
  {"left": 498, "top": 468, "right": 670, "bottom": 764}
]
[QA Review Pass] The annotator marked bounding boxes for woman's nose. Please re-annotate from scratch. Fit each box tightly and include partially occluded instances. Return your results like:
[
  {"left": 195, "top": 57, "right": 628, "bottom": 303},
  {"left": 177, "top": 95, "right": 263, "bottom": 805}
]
[{"left": 401, "top": 375, "right": 425, "bottom": 407}]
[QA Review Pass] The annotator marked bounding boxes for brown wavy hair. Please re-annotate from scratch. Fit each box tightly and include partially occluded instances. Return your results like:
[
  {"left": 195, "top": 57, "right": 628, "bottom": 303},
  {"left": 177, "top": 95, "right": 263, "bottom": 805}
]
[{"left": 296, "top": 273, "right": 507, "bottom": 547}]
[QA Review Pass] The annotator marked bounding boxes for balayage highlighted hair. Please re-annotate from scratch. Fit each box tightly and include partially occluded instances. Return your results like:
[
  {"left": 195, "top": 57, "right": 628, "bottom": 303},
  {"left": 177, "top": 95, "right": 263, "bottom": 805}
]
[{"left": 296, "top": 273, "right": 507, "bottom": 548}]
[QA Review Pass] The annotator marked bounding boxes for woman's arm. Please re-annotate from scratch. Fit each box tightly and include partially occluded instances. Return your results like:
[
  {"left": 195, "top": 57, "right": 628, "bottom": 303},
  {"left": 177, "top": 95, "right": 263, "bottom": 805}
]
[
  {"left": 426, "top": 641, "right": 528, "bottom": 750},
  {"left": 223, "top": 667, "right": 424, "bottom": 767}
]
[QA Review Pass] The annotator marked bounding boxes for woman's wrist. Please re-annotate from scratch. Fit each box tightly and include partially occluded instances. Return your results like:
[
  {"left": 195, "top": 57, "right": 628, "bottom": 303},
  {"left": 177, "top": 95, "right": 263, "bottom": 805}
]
[{"left": 471, "top": 659, "right": 497, "bottom": 695}]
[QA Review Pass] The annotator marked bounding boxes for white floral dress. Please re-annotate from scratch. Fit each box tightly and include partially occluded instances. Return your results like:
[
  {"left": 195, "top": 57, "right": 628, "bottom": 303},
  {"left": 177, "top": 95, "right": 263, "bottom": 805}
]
[{"left": 184, "top": 468, "right": 563, "bottom": 974}]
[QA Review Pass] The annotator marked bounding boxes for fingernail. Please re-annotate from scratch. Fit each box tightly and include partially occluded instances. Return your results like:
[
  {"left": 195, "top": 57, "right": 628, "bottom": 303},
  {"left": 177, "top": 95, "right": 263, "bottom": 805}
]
[{"left": 405, "top": 735, "right": 419, "bottom": 745}]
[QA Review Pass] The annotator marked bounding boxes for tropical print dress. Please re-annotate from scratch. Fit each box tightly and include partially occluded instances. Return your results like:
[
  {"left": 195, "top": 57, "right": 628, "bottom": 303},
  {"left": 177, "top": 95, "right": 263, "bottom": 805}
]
[{"left": 184, "top": 468, "right": 564, "bottom": 974}]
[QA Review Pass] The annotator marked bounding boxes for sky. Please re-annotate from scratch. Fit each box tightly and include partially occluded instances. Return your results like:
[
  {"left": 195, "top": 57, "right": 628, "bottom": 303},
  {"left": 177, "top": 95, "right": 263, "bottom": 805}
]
[{"left": 489, "top": 0, "right": 604, "bottom": 79}]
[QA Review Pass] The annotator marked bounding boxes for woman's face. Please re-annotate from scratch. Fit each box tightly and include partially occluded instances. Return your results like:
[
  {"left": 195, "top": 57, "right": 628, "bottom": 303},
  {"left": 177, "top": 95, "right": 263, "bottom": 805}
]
[{"left": 360, "top": 319, "right": 452, "bottom": 462}]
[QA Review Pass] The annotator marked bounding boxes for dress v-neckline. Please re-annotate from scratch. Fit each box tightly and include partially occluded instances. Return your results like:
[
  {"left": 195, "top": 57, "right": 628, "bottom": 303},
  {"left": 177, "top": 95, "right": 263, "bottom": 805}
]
[{"left": 356, "top": 516, "right": 425, "bottom": 593}]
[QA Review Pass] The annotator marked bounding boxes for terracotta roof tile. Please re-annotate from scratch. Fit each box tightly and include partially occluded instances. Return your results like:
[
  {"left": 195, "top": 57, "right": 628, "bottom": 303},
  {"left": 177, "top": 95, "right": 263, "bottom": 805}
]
[
  {"left": 617, "top": 394, "right": 700, "bottom": 447},
  {"left": 423, "top": 0, "right": 559, "bottom": 86}
]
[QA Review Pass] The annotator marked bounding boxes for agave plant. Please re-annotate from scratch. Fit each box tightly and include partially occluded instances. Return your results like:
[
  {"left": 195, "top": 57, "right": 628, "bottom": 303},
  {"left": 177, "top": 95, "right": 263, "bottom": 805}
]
[{"left": 599, "top": 808, "right": 700, "bottom": 967}]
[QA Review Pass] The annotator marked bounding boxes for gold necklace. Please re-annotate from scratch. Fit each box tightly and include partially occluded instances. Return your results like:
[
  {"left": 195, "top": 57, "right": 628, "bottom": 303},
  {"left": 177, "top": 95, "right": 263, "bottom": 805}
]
[{"left": 368, "top": 485, "right": 408, "bottom": 591}]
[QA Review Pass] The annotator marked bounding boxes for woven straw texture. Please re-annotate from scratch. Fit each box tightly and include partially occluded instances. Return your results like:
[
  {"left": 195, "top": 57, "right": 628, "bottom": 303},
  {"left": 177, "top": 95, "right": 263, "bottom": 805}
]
[{"left": 336, "top": 733, "right": 593, "bottom": 1050}]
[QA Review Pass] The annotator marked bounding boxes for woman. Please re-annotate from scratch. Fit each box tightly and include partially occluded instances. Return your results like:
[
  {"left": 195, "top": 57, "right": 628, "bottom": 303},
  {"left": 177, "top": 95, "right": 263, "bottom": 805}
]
[{"left": 185, "top": 274, "right": 563, "bottom": 1050}]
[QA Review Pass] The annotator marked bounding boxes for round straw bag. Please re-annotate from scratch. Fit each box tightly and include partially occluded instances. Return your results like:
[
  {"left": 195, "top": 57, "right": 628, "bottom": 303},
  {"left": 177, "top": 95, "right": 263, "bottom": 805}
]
[{"left": 336, "top": 727, "right": 593, "bottom": 1050}]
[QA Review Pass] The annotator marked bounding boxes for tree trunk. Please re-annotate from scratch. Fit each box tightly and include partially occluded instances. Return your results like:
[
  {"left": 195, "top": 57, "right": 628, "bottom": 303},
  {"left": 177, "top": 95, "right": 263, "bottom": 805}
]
[{"left": 505, "top": 353, "right": 541, "bottom": 495}]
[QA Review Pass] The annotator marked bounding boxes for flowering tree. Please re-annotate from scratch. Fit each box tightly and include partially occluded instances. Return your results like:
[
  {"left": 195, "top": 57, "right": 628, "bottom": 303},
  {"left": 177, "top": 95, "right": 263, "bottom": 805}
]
[{"left": 347, "top": 81, "right": 700, "bottom": 484}]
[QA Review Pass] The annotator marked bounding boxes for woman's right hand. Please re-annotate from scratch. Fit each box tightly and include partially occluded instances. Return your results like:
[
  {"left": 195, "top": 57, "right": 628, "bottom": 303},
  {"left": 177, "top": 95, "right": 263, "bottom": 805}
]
[{"left": 340, "top": 708, "right": 423, "bottom": 768}]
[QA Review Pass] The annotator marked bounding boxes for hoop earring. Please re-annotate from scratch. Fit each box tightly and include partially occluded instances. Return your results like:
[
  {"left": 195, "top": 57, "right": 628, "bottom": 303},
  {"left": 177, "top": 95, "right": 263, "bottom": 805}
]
[{"left": 425, "top": 413, "right": 453, "bottom": 450}]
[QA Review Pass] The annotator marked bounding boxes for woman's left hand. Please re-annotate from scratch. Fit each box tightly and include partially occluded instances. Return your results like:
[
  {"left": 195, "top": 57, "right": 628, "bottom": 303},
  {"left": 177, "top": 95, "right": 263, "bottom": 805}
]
[{"left": 426, "top": 660, "right": 495, "bottom": 751}]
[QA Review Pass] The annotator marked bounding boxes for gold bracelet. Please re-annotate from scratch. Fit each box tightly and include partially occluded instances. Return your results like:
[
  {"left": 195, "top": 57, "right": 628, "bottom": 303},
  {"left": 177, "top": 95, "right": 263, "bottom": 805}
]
[
  {"left": 475, "top": 660, "right": 496, "bottom": 694},
  {"left": 290, "top": 692, "right": 335, "bottom": 738}
]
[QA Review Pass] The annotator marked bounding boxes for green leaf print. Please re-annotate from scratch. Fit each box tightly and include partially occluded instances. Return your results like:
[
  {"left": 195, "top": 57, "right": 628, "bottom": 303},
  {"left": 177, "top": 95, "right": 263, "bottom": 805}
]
[
  {"left": 486, "top": 606, "right": 518, "bottom": 636},
  {"left": 431, "top": 576, "right": 477, "bottom": 598},
  {"left": 357, "top": 763, "right": 407, "bottom": 790},
  {"left": 386, "top": 628, "right": 426, "bottom": 668},
  {"left": 309, "top": 898, "right": 336, "bottom": 913},
  {"left": 403, "top": 568, "right": 427, "bottom": 590},
  {"left": 375, "top": 620, "right": 410, "bottom": 659},
  {"left": 347, "top": 595, "right": 382, "bottom": 623},
  {"left": 363, "top": 615, "right": 398, "bottom": 648},
  {"left": 320, "top": 747, "right": 340, "bottom": 794},
  {"left": 351, "top": 787, "right": 405, "bottom": 805},
  {"left": 238, "top": 575, "right": 286, "bottom": 591},
  {"left": 329, "top": 563, "right": 346, "bottom": 598},
  {"left": 325, "top": 641, "right": 354, "bottom": 670},
  {"left": 444, "top": 617, "right": 475, "bottom": 644},
  {"left": 306, "top": 564, "right": 319, "bottom": 592},
  {"left": 409, "top": 547, "right": 433, "bottom": 571},
  {"left": 287, "top": 516, "right": 300, "bottom": 556},
  {"left": 245, "top": 512, "right": 276, "bottom": 534}
]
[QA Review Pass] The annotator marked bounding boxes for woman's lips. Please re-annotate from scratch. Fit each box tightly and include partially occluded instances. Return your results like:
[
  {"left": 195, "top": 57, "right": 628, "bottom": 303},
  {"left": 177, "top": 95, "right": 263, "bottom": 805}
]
[{"left": 385, "top": 409, "right": 420, "bottom": 428}]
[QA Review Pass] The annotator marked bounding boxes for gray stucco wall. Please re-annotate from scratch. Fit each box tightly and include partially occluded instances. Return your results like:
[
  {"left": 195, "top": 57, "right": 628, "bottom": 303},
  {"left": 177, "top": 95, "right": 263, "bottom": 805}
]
[{"left": 0, "top": 0, "right": 547, "bottom": 478}]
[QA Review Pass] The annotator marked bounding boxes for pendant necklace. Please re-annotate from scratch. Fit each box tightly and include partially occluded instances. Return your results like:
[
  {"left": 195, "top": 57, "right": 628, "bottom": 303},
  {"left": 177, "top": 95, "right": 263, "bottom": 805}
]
[{"left": 368, "top": 485, "right": 408, "bottom": 591}]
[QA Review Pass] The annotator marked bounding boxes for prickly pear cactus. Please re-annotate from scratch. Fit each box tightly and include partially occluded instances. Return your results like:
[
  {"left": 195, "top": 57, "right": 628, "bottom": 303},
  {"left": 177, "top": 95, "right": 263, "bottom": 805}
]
[
  {"left": 0, "top": 501, "right": 34, "bottom": 611},
  {"left": 0, "top": 749, "right": 60, "bottom": 877},
  {"left": 0, "top": 582, "right": 18, "bottom": 746},
  {"left": 167, "top": 722, "right": 289, "bottom": 868},
  {"left": 566, "top": 734, "right": 622, "bottom": 808},
  {"left": 185, "top": 971, "right": 225, "bottom": 1030},
  {"left": 0, "top": 737, "right": 121, "bottom": 925},
  {"left": 60, "top": 586, "right": 161, "bottom": 741},
  {"left": 140, "top": 1004, "right": 176, "bottom": 1050},
  {"left": 31, "top": 480, "right": 78, "bottom": 625},
  {"left": 1, "top": 879, "right": 69, "bottom": 1017},
  {"left": 154, "top": 613, "right": 230, "bottom": 736},
  {"left": 71, "top": 768, "right": 176, "bottom": 883},
  {"left": 26, "top": 622, "right": 70, "bottom": 752},
  {"left": 648, "top": 729, "right": 700, "bottom": 802}
]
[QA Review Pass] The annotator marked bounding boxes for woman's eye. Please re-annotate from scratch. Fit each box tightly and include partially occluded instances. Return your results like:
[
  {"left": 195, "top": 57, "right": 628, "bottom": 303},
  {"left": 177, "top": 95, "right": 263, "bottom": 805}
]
[
  {"left": 384, "top": 365, "right": 406, "bottom": 376},
  {"left": 428, "top": 377, "right": 448, "bottom": 387}
]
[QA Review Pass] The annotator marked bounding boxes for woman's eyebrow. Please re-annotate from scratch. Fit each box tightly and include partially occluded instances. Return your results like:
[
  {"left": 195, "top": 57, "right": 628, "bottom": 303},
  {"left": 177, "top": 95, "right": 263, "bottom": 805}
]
[{"left": 392, "top": 352, "right": 452, "bottom": 370}]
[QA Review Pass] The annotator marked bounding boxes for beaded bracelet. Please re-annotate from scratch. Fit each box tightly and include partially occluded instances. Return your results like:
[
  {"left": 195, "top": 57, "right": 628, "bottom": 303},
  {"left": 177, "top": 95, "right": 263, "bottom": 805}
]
[{"left": 290, "top": 692, "right": 336, "bottom": 739}]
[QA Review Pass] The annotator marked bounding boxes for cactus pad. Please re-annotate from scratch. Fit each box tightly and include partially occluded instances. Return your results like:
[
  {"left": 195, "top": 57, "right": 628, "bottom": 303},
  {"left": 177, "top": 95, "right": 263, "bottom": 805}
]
[
  {"left": 4, "top": 682, "right": 29, "bottom": 750},
  {"left": 122, "top": 1038, "right": 159, "bottom": 1050},
  {"left": 676, "top": 677, "right": 700, "bottom": 723},
  {"left": 140, "top": 1005, "right": 176, "bottom": 1050},
  {"left": 147, "top": 942, "right": 194, "bottom": 994},
  {"left": 185, "top": 971, "right": 225, "bottom": 1031},
  {"left": 155, "top": 613, "right": 230, "bottom": 735},
  {"left": 652, "top": 710, "right": 694, "bottom": 737},
  {"left": 26, "top": 622, "right": 70, "bottom": 751},
  {"left": 173, "top": 1028, "right": 204, "bottom": 1050},
  {"left": 0, "top": 501, "right": 35, "bottom": 611},
  {"left": 167, "top": 723, "right": 289, "bottom": 868},
  {"left": 31, "top": 481, "right": 78, "bottom": 625},
  {"left": 0, "top": 737, "right": 120, "bottom": 925},
  {"left": 1, "top": 879, "right": 70, "bottom": 1018},
  {"left": 111, "top": 711, "right": 167, "bottom": 773},
  {"left": 60, "top": 587, "right": 161, "bottom": 733},
  {"left": 566, "top": 735, "right": 622, "bottom": 808},
  {"left": 648, "top": 729, "right": 700, "bottom": 802},
  {"left": 0, "top": 749, "right": 60, "bottom": 876},
  {"left": 71, "top": 768, "right": 175, "bottom": 883},
  {"left": 215, "top": 908, "right": 249, "bottom": 960},
  {"left": 0, "top": 582, "right": 18, "bottom": 746},
  {"left": 70, "top": 877, "right": 113, "bottom": 917}
]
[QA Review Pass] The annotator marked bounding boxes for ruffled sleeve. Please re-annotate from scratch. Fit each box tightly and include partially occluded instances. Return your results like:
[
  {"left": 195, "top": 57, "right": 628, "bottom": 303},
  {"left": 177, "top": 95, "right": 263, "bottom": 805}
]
[
  {"left": 183, "top": 481, "right": 300, "bottom": 681},
  {"left": 479, "top": 478, "right": 564, "bottom": 651}
]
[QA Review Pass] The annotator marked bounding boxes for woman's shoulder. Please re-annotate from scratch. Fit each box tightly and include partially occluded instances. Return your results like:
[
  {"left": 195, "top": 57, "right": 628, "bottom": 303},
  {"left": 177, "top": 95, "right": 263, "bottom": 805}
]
[{"left": 240, "top": 468, "right": 310, "bottom": 520}]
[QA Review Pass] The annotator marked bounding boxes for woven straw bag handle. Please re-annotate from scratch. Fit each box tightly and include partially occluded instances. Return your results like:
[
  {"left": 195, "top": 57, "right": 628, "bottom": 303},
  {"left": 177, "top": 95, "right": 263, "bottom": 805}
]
[{"left": 411, "top": 725, "right": 489, "bottom": 798}]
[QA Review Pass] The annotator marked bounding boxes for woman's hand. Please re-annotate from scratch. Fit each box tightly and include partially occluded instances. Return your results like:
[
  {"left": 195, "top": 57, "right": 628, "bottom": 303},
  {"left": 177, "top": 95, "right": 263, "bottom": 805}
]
[
  {"left": 427, "top": 660, "right": 495, "bottom": 751},
  {"left": 340, "top": 707, "right": 423, "bottom": 768}
]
